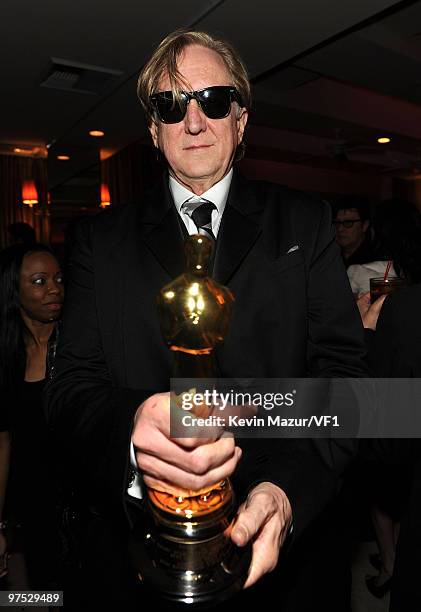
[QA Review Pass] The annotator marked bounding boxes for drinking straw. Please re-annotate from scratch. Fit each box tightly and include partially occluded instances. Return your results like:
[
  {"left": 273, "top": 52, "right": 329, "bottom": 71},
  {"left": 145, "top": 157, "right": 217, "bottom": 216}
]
[{"left": 383, "top": 260, "right": 392, "bottom": 281}]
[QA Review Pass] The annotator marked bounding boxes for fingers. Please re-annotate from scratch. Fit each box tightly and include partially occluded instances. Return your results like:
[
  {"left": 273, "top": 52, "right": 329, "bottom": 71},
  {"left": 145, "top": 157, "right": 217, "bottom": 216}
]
[
  {"left": 136, "top": 429, "right": 238, "bottom": 473},
  {"left": 357, "top": 291, "right": 371, "bottom": 305},
  {"left": 242, "top": 516, "right": 281, "bottom": 588},
  {"left": 140, "top": 445, "right": 242, "bottom": 495},
  {"left": 133, "top": 392, "right": 171, "bottom": 437},
  {"left": 170, "top": 412, "right": 226, "bottom": 443},
  {"left": 230, "top": 483, "right": 292, "bottom": 589},
  {"left": 356, "top": 290, "right": 387, "bottom": 330},
  {"left": 372, "top": 294, "right": 387, "bottom": 311},
  {"left": 362, "top": 294, "right": 387, "bottom": 330},
  {"left": 356, "top": 292, "right": 371, "bottom": 318},
  {"left": 133, "top": 392, "right": 226, "bottom": 449},
  {"left": 132, "top": 392, "right": 242, "bottom": 494},
  {"left": 231, "top": 486, "right": 280, "bottom": 547}
]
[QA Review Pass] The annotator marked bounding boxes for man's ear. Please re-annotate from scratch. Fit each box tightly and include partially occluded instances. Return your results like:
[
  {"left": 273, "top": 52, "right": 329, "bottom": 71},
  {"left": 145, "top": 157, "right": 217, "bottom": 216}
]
[
  {"left": 362, "top": 220, "right": 370, "bottom": 234},
  {"left": 236, "top": 107, "right": 248, "bottom": 144},
  {"left": 149, "top": 121, "right": 159, "bottom": 149}
]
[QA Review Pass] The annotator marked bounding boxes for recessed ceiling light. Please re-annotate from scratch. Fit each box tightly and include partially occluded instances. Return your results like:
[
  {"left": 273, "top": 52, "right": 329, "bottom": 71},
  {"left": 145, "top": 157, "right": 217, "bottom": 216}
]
[
  {"left": 89, "top": 130, "right": 105, "bottom": 137},
  {"left": 57, "top": 155, "right": 70, "bottom": 161},
  {"left": 378, "top": 137, "right": 391, "bottom": 144}
]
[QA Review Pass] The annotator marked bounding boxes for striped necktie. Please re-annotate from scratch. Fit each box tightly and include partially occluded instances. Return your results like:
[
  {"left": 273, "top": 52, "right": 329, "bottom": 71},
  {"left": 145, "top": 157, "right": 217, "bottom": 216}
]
[{"left": 185, "top": 200, "right": 217, "bottom": 241}]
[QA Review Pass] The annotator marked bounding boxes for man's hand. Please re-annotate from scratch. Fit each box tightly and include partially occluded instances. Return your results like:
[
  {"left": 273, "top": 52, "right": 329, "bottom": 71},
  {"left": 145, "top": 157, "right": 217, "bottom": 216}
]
[
  {"left": 357, "top": 292, "right": 387, "bottom": 330},
  {"left": 231, "top": 482, "right": 292, "bottom": 588},
  {"left": 133, "top": 395, "right": 291, "bottom": 588},
  {"left": 132, "top": 392, "right": 242, "bottom": 497}
]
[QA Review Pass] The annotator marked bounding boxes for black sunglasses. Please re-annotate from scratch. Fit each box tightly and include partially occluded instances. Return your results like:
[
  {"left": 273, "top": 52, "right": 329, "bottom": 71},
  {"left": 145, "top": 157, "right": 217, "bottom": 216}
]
[
  {"left": 149, "top": 86, "right": 244, "bottom": 124},
  {"left": 333, "top": 219, "right": 362, "bottom": 229}
]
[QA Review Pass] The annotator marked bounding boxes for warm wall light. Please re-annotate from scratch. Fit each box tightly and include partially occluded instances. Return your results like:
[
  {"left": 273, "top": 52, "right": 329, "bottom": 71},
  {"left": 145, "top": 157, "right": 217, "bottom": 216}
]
[
  {"left": 22, "top": 179, "right": 38, "bottom": 207},
  {"left": 89, "top": 130, "right": 105, "bottom": 137},
  {"left": 100, "top": 183, "right": 111, "bottom": 208},
  {"left": 57, "top": 155, "right": 70, "bottom": 161},
  {"left": 378, "top": 137, "right": 391, "bottom": 144},
  {"left": 14, "top": 147, "right": 34, "bottom": 155},
  {"left": 100, "top": 148, "right": 117, "bottom": 161}
]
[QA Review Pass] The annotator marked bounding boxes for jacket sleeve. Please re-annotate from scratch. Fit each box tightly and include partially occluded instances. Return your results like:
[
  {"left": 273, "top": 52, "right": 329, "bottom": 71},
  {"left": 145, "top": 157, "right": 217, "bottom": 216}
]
[
  {"left": 305, "top": 200, "right": 368, "bottom": 378},
  {"left": 268, "top": 199, "right": 367, "bottom": 537},
  {"left": 45, "top": 217, "right": 151, "bottom": 513}
]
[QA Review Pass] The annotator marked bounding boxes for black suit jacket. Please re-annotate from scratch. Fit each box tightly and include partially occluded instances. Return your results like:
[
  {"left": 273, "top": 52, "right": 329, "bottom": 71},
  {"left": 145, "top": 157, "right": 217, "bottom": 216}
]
[{"left": 46, "top": 171, "right": 367, "bottom": 536}]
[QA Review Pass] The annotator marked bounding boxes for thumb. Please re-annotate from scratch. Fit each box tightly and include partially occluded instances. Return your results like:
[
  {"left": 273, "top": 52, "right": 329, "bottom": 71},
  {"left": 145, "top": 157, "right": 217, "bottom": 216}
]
[
  {"left": 372, "top": 294, "right": 387, "bottom": 312},
  {"left": 231, "top": 497, "right": 269, "bottom": 547}
]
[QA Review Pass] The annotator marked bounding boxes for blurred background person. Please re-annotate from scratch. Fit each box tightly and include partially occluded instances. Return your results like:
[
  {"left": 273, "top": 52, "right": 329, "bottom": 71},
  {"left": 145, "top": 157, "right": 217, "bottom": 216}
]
[
  {"left": 333, "top": 196, "right": 374, "bottom": 269},
  {"left": 347, "top": 199, "right": 421, "bottom": 297},
  {"left": 357, "top": 202, "right": 421, "bottom": 318},
  {"left": 0, "top": 243, "right": 64, "bottom": 589},
  {"left": 358, "top": 284, "right": 421, "bottom": 610},
  {"left": 355, "top": 208, "right": 421, "bottom": 599},
  {"left": 374, "top": 200, "right": 421, "bottom": 286},
  {"left": 0, "top": 421, "right": 10, "bottom": 580}
]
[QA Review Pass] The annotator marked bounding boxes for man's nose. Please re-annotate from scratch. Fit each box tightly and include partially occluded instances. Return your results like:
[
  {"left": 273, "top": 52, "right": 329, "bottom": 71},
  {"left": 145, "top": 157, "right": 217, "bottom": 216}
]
[{"left": 184, "top": 99, "right": 207, "bottom": 134}]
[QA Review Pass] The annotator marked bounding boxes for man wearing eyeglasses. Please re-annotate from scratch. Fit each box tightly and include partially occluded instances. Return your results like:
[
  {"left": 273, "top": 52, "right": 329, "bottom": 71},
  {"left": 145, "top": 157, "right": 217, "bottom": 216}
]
[
  {"left": 333, "top": 200, "right": 374, "bottom": 268},
  {"left": 47, "top": 29, "right": 366, "bottom": 610}
]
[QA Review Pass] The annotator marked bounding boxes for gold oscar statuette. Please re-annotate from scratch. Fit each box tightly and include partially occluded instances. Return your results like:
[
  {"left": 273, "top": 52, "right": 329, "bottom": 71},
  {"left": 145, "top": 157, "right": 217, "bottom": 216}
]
[{"left": 131, "top": 235, "right": 252, "bottom": 607}]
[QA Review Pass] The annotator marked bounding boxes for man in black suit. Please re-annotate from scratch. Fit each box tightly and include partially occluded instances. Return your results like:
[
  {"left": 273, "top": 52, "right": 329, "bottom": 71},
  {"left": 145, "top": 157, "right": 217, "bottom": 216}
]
[{"left": 46, "top": 29, "right": 367, "bottom": 610}]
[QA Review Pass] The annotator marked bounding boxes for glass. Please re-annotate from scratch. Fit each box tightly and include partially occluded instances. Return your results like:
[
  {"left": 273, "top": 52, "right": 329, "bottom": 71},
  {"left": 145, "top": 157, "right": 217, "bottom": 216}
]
[
  {"left": 370, "top": 276, "right": 407, "bottom": 303},
  {"left": 333, "top": 219, "right": 362, "bottom": 228},
  {"left": 150, "top": 86, "right": 243, "bottom": 123}
]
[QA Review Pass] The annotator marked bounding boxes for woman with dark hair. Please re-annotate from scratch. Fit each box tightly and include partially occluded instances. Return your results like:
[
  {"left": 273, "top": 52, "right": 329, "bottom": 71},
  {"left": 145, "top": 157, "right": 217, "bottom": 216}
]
[
  {"left": 0, "top": 243, "right": 64, "bottom": 589},
  {"left": 0, "top": 426, "right": 10, "bottom": 579},
  {"left": 355, "top": 204, "right": 421, "bottom": 599}
]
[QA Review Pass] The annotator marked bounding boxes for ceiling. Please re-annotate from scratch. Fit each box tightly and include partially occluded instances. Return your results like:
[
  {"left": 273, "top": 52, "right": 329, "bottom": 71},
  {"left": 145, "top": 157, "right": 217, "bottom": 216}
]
[{"left": 2, "top": 0, "right": 421, "bottom": 197}]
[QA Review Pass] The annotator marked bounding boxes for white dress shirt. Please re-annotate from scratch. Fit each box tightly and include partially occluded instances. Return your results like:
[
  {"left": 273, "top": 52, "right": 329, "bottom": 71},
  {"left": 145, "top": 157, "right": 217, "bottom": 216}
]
[
  {"left": 127, "top": 170, "right": 233, "bottom": 499},
  {"left": 347, "top": 260, "right": 397, "bottom": 296},
  {"left": 169, "top": 169, "right": 232, "bottom": 238}
]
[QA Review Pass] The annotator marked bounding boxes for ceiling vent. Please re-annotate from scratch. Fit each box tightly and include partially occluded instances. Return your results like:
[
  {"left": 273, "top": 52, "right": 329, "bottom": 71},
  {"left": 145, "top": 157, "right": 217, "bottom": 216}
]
[{"left": 40, "top": 57, "right": 123, "bottom": 95}]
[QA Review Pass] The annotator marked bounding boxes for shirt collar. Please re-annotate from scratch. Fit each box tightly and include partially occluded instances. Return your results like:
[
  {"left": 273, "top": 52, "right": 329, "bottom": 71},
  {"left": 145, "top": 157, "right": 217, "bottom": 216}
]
[{"left": 169, "top": 169, "right": 233, "bottom": 214}]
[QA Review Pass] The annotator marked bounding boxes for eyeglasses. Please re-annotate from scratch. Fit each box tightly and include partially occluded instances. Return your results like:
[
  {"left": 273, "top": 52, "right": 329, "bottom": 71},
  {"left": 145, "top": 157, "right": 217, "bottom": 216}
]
[
  {"left": 149, "top": 86, "right": 243, "bottom": 124},
  {"left": 333, "top": 219, "right": 362, "bottom": 229}
]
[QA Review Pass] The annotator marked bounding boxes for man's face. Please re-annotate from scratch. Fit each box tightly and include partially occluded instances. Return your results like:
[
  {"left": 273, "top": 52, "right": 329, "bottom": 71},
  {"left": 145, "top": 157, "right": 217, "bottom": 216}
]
[
  {"left": 334, "top": 208, "right": 369, "bottom": 251},
  {"left": 149, "top": 44, "right": 248, "bottom": 195}
]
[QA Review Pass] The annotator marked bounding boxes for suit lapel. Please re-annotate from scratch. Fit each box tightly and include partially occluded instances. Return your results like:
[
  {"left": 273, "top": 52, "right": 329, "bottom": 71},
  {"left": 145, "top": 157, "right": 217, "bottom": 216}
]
[
  {"left": 137, "top": 172, "right": 264, "bottom": 284},
  {"left": 213, "top": 172, "right": 263, "bottom": 284},
  {"left": 138, "top": 175, "right": 185, "bottom": 279}
]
